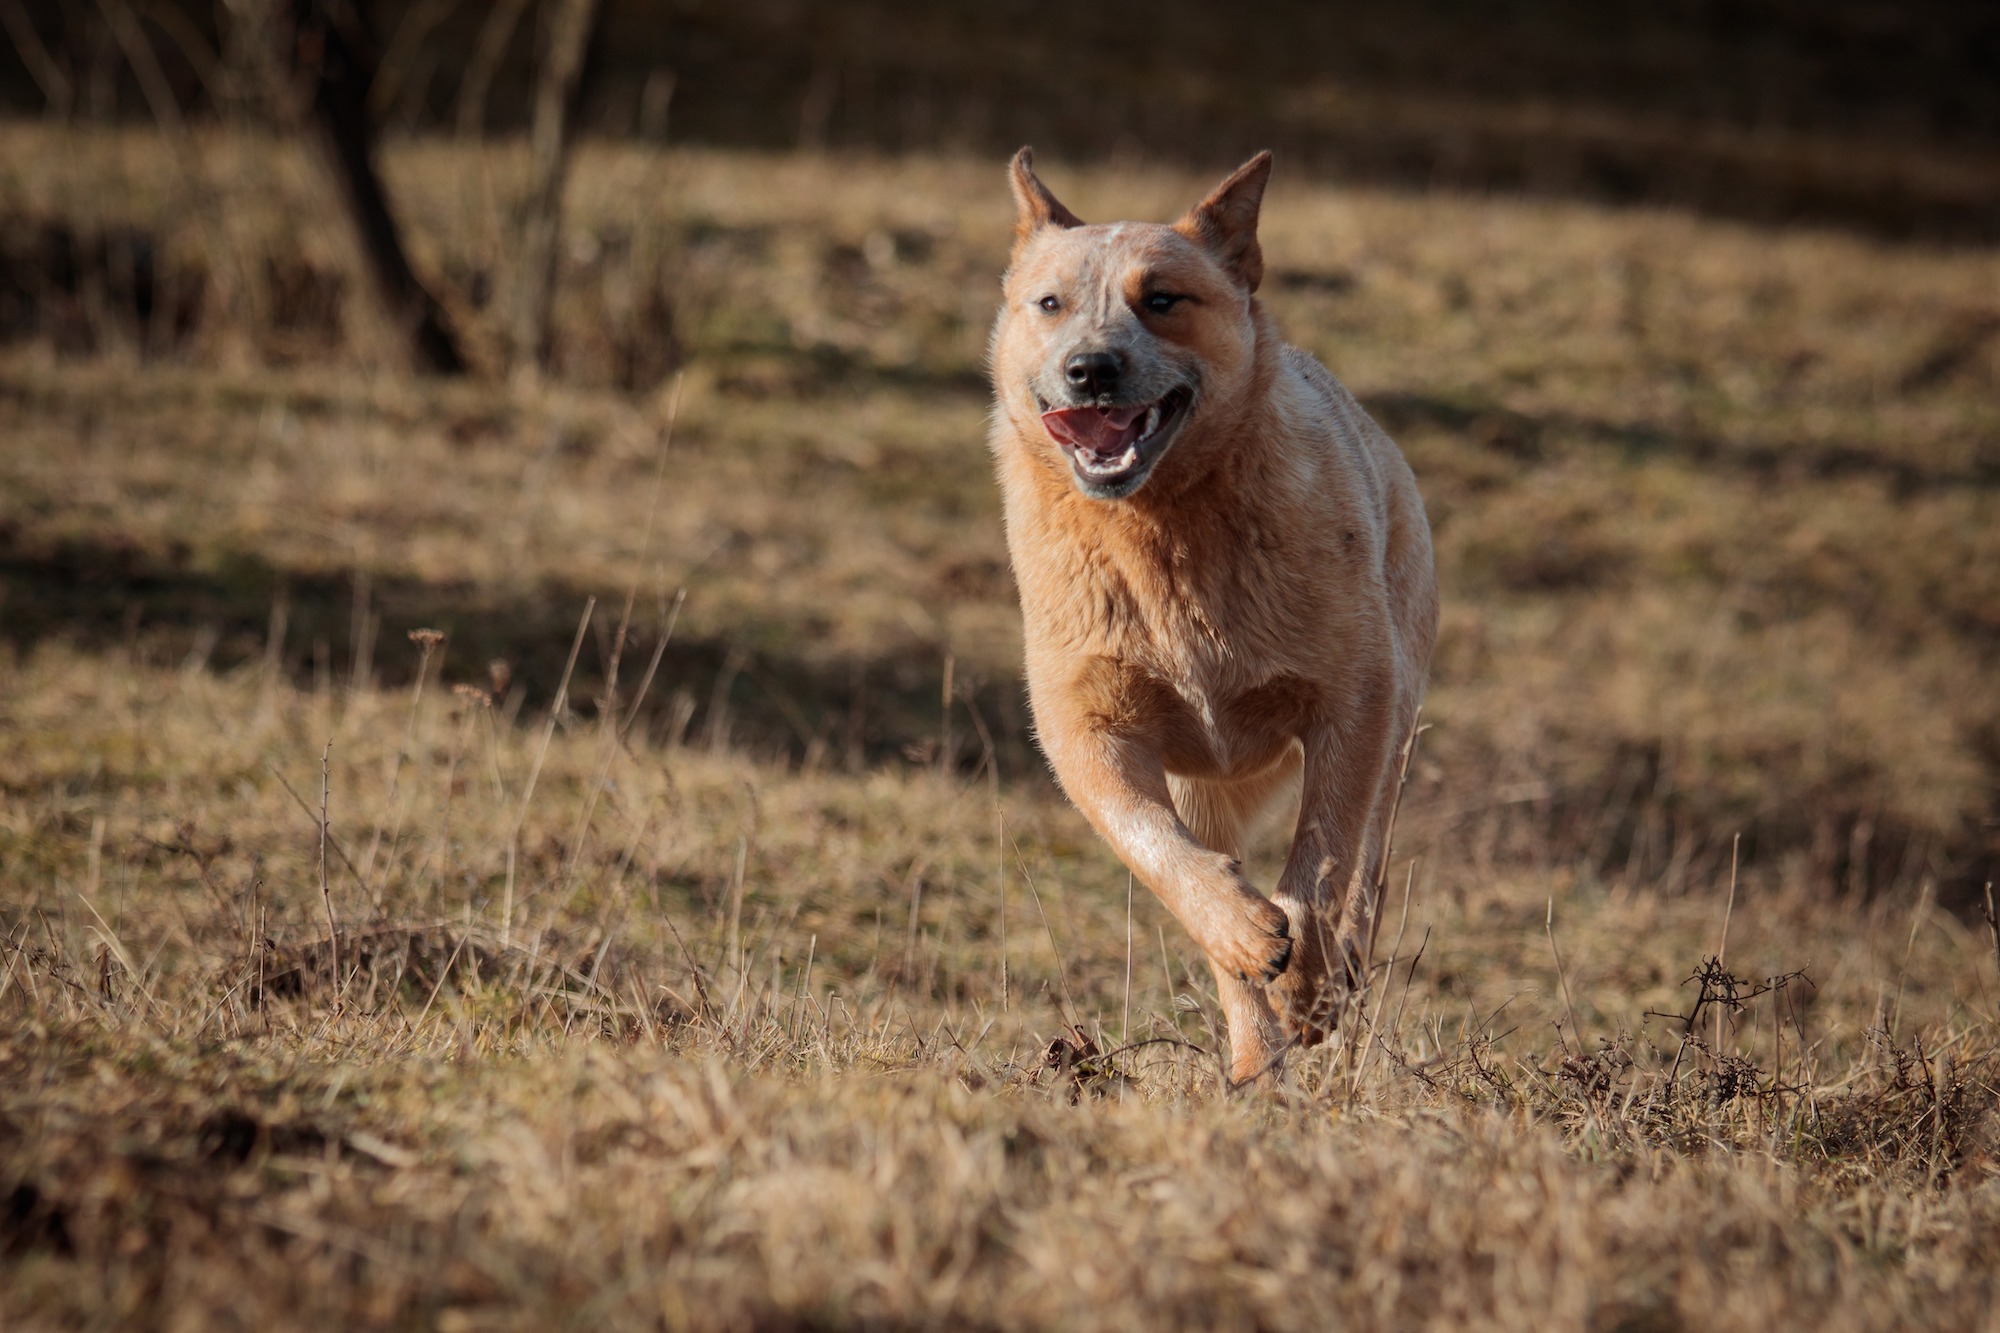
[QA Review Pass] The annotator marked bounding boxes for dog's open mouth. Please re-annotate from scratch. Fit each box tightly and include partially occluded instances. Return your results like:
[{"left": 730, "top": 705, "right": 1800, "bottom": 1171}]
[{"left": 1039, "top": 386, "right": 1193, "bottom": 495}]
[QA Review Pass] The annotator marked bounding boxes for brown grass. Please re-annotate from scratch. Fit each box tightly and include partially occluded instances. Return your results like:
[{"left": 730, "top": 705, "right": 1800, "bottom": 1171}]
[{"left": 2, "top": 123, "right": 1998, "bottom": 1329}]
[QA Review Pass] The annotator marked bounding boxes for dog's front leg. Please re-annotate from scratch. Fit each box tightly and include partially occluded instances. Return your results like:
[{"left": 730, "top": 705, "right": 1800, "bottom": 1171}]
[
  {"left": 1044, "top": 726, "right": 1295, "bottom": 984},
  {"left": 1267, "top": 682, "right": 1396, "bottom": 1049},
  {"left": 1038, "top": 719, "right": 1294, "bottom": 1079}
]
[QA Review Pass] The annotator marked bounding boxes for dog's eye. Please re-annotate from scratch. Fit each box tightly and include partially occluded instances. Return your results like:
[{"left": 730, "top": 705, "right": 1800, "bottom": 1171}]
[
  {"left": 1142, "top": 292, "right": 1186, "bottom": 314},
  {"left": 1037, "top": 295, "right": 1062, "bottom": 314}
]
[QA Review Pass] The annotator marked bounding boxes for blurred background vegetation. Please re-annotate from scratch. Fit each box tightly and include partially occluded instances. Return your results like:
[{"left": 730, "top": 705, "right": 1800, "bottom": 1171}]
[
  {"left": 1, "top": 1, "right": 1995, "bottom": 905},
  {"left": 3, "top": 0, "right": 1998, "bottom": 237}
]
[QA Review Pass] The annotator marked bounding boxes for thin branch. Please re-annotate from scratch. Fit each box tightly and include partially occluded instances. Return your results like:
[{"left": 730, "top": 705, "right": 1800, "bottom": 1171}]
[
  {"left": 454, "top": 0, "right": 531, "bottom": 138},
  {"left": 267, "top": 760, "right": 366, "bottom": 890},
  {"left": 318, "top": 740, "right": 342, "bottom": 1000},
  {"left": 1365, "top": 711, "right": 1424, "bottom": 963},
  {"left": 1982, "top": 882, "right": 1999, "bottom": 1026},
  {"left": 1715, "top": 832, "right": 1738, "bottom": 1053},
  {"left": 0, "top": 0, "right": 73, "bottom": 115},
  {"left": 1349, "top": 860, "right": 1415, "bottom": 1101},
  {"left": 1008, "top": 831, "right": 1078, "bottom": 1029},
  {"left": 510, "top": 0, "right": 602, "bottom": 378},
  {"left": 502, "top": 596, "right": 596, "bottom": 946},
  {"left": 1546, "top": 897, "right": 1581, "bottom": 1051}
]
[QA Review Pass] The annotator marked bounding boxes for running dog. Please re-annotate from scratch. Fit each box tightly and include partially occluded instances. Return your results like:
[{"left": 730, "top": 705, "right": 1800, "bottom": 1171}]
[{"left": 988, "top": 149, "right": 1438, "bottom": 1084}]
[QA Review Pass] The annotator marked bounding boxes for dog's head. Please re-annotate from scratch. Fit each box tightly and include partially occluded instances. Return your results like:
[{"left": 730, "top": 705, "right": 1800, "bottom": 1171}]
[{"left": 990, "top": 148, "right": 1272, "bottom": 501}]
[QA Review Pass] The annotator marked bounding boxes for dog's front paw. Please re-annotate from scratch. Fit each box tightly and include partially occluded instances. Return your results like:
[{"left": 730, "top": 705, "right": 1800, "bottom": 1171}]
[{"left": 1206, "top": 893, "right": 1294, "bottom": 984}]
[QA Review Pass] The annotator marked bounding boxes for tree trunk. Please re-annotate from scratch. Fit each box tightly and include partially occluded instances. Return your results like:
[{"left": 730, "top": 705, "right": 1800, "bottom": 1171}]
[
  {"left": 274, "top": 0, "right": 468, "bottom": 376},
  {"left": 510, "top": 0, "right": 601, "bottom": 381}
]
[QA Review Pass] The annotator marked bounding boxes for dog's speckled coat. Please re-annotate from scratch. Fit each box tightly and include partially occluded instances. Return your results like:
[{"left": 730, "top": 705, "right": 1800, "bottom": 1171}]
[{"left": 988, "top": 150, "right": 1439, "bottom": 1083}]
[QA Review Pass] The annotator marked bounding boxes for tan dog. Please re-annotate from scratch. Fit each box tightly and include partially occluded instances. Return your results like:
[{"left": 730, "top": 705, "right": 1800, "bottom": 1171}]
[{"left": 988, "top": 149, "right": 1438, "bottom": 1084}]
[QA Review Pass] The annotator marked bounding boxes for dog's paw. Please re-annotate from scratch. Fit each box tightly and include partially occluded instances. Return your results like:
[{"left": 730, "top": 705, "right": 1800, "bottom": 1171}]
[
  {"left": 1264, "top": 907, "right": 1357, "bottom": 1048},
  {"left": 1269, "top": 967, "right": 1346, "bottom": 1048},
  {"left": 1207, "top": 894, "right": 1294, "bottom": 984}
]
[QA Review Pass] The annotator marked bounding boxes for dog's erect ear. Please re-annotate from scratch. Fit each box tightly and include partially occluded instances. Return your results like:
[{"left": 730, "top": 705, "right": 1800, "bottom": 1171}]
[
  {"left": 1010, "top": 147, "right": 1084, "bottom": 240},
  {"left": 1174, "top": 151, "right": 1273, "bottom": 292}
]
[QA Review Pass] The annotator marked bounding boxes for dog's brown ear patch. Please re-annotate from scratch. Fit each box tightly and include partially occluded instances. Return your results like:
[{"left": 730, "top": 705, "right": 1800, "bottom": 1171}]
[
  {"left": 1010, "top": 147, "right": 1084, "bottom": 240},
  {"left": 1175, "top": 151, "right": 1273, "bottom": 293}
]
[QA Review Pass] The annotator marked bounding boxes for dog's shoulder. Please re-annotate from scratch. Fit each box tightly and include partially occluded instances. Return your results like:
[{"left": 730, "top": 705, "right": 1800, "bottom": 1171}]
[
  {"left": 1272, "top": 340, "right": 1422, "bottom": 507},
  {"left": 1276, "top": 343, "right": 1372, "bottom": 444}
]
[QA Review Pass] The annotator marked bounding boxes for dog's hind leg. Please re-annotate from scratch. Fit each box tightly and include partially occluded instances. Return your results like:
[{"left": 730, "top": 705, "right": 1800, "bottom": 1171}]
[
  {"left": 1170, "top": 757, "right": 1303, "bottom": 1085},
  {"left": 1267, "top": 671, "right": 1399, "bottom": 1051}
]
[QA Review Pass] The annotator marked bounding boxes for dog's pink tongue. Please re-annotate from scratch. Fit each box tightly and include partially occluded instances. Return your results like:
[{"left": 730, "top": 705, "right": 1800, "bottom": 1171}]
[{"left": 1042, "top": 404, "right": 1147, "bottom": 455}]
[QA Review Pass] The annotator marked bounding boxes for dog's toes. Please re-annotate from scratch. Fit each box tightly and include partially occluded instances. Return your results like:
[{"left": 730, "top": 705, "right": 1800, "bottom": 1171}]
[
  {"left": 1238, "top": 934, "right": 1292, "bottom": 984},
  {"left": 1251, "top": 898, "right": 1294, "bottom": 981},
  {"left": 1216, "top": 896, "right": 1293, "bottom": 985},
  {"left": 1261, "top": 931, "right": 1293, "bottom": 983},
  {"left": 1269, "top": 967, "right": 1349, "bottom": 1049},
  {"left": 1264, "top": 920, "right": 1354, "bottom": 1049}
]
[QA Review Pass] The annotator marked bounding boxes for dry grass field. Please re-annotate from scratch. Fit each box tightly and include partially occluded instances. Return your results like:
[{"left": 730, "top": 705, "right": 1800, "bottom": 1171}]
[{"left": 3, "top": 123, "right": 2000, "bottom": 1329}]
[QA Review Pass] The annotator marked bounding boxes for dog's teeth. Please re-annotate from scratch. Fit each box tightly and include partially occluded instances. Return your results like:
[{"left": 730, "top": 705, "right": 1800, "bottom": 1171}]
[
  {"left": 1074, "top": 435, "right": 1148, "bottom": 478},
  {"left": 1078, "top": 445, "right": 1138, "bottom": 477}
]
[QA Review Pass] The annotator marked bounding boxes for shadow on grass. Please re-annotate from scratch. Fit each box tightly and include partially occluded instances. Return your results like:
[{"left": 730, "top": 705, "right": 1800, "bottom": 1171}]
[
  {"left": 1362, "top": 391, "right": 2000, "bottom": 497},
  {"left": 2, "top": 475, "right": 1992, "bottom": 904},
  {"left": 0, "top": 526, "right": 1040, "bottom": 781}
]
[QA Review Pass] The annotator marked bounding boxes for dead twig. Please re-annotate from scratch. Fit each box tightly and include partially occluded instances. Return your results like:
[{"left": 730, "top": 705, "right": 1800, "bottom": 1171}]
[
  {"left": 1364, "top": 711, "right": 1425, "bottom": 965},
  {"left": 267, "top": 761, "right": 367, "bottom": 891},
  {"left": 510, "top": 0, "right": 603, "bottom": 377},
  {"left": 318, "top": 740, "right": 341, "bottom": 1002},
  {"left": 1349, "top": 861, "right": 1416, "bottom": 1102},
  {"left": 1546, "top": 897, "right": 1581, "bottom": 1052},
  {"left": 1715, "top": 834, "right": 1738, "bottom": 1054},
  {"left": 504, "top": 597, "right": 595, "bottom": 946},
  {"left": 1982, "top": 883, "right": 1999, "bottom": 1025}
]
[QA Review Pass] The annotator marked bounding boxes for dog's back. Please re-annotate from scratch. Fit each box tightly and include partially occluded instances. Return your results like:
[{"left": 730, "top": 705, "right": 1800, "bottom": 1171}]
[{"left": 1278, "top": 343, "right": 1438, "bottom": 698}]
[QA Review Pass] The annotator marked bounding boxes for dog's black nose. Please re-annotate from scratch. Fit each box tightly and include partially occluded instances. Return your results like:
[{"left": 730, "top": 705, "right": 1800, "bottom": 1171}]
[{"left": 1064, "top": 351, "right": 1122, "bottom": 396}]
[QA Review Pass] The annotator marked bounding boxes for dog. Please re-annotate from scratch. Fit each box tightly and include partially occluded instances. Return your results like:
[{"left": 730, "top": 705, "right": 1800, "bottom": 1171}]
[{"left": 988, "top": 148, "right": 1438, "bottom": 1085}]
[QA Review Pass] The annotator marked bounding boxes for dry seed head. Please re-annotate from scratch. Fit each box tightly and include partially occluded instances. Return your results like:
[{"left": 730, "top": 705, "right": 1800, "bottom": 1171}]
[
  {"left": 489, "top": 660, "right": 512, "bottom": 695},
  {"left": 408, "top": 628, "right": 445, "bottom": 648},
  {"left": 451, "top": 683, "right": 492, "bottom": 708}
]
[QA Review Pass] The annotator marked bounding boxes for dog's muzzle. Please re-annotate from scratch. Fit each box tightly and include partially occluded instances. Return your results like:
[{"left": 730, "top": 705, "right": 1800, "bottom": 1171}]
[{"left": 1039, "top": 385, "right": 1193, "bottom": 498}]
